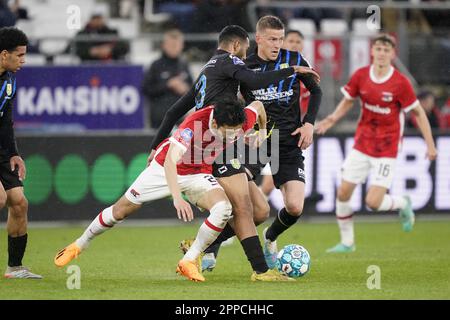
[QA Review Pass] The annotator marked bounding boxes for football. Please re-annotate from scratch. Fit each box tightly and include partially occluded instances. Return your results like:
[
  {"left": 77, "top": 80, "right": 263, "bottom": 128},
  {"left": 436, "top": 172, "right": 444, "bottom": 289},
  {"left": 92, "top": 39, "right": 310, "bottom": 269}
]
[{"left": 276, "top": 244, "right": 311, "bottom": 278}]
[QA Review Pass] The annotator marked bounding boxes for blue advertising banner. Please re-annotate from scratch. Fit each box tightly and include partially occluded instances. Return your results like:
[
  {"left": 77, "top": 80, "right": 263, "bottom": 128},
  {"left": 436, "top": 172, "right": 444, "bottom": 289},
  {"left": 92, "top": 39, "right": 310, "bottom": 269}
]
[{"left": 13, "top": 65, "right": 144, "bottom": 130}]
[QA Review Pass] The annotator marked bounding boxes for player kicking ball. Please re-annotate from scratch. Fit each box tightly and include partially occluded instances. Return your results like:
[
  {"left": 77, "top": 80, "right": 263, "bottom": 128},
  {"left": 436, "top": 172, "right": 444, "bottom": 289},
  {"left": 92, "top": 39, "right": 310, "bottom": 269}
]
[
  {"left": 54, "top": 100, "right": 268, "bottom": 282},
  {"left": 316, "top": 34, "right": 437, "bottom": 253}
]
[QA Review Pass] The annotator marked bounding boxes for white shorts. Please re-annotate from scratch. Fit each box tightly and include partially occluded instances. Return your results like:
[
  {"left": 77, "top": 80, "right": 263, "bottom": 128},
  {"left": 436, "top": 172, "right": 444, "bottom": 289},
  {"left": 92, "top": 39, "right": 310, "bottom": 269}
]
[
  {"left": 125, "top": 161, "right": 223, "bottom": 206},
  {"left": 341, "top": 149, "right": 397, "bottom": 189}
]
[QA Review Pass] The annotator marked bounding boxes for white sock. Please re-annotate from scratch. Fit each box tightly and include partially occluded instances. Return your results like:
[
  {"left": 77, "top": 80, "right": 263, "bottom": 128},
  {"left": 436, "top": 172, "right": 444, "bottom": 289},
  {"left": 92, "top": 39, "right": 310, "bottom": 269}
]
[
  {"left": 183, "top": 201, "right": 232, "bottom": 261},
  {"left": 336, "top": 200, "right": 354, "bottom": 247},
  {"left": 376, "top": 194, "right": 407, "bottom": 211},
  {"left": 268, "top": 188, "right": 284, "bottom": 212},
  {"left": 76, "top": 206, "right": 119, "bottom": 250}
]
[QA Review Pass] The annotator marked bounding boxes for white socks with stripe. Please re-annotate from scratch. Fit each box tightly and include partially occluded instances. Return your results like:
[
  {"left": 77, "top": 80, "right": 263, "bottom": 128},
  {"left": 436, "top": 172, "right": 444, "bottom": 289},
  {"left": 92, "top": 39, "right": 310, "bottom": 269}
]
[
  {"left": 76, "top": 206, "right": 119, "bottom": 250},
  {"left": 336, "top": 200, "right": 354, "bottom": 247},
  {"left": 376, "top": 194, "right": 407, "bottom": 211},
  {"left": 183, "top": 201, "right": 232, "bottom": 261}
]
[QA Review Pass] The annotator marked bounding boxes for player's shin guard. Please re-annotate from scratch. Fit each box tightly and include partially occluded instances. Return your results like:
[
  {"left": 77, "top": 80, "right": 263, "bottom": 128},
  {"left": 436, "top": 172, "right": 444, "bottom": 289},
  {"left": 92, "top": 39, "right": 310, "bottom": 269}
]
[
  {"left": 8, "top": 234, "right": 27, "bottom": 267},
  {"left": 265, "top": 208, "right": 300, "bottom": 242},
  {"left": 183, "top": 201, "right": 232, "bottom": 261},
  {"left": 376, "top": 195, "right": 407, "bottom": 211},
  {"left": 336, "top": 200, "right": 354, "bottom": 246},
  {"left": 75, "top": 206, "right": 121, "bottom": 250}
]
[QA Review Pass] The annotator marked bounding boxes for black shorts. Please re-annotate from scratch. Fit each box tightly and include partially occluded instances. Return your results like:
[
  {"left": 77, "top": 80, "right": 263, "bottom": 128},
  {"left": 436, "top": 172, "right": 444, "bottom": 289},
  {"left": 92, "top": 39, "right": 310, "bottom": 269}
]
[
  {"left": 0, "top": 156, "right": 23, "bottom": 191},
  {"left": 270, "top": 154, "right": 305, "bottom": 188}
]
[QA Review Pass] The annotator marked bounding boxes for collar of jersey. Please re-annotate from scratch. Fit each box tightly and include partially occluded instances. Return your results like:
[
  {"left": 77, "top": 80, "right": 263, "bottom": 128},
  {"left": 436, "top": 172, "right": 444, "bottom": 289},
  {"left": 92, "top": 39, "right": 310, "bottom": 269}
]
[{"left": 369, "top": 65, "right": 394, "bottom": 84}]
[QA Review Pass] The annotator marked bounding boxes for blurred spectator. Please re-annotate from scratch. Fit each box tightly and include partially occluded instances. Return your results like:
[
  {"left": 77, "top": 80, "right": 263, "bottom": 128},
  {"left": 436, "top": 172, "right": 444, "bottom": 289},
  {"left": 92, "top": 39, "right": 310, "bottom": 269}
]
[
  {"left": 155, "top": 0, "right": 196, "bottom": 32},
  {"left": 9, "top": 0, "right": 28, "bottom": 20},
  {"left": 408, "top": 91, "right": 445, "bottom": 130},
  {"left": 441, "top": 98, "right": 450, "bottom": 130},
  {"left": 0, "top": 0, "right": 16, "bottom": 27},
  {"left": 73, "top": 14, "right": 130, "bottom": 62},
  {"left": 142, "top": 28, "right": 193, "bottom": 128}
]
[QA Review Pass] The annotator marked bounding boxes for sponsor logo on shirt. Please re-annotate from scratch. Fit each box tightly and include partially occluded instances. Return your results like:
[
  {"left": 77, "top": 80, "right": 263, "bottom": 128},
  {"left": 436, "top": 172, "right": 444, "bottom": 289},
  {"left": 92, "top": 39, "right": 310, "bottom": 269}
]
[
  {"left": 382, "top": 91, "right": 393, "bottom": 102},
  {"left": 280, "top": 63, "right": 290, "bottom": 69},
  {"left": 364, "top": 103, "right": 391, "bottom": 115},
  {"left": 251, "top": 87, "right": 294, "bottom": 101}
]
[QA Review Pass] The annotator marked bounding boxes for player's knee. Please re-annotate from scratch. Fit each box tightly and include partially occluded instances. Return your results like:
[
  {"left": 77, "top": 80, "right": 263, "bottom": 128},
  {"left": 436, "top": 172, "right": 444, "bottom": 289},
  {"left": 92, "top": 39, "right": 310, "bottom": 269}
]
[
  {"left": 253, "top": 201, "right": 270, "bottom": 225},
  {"left": 365, "top": 195, "right": 382, "bottom": 211},
  {"left": 337, "top": 187, "right": 352, "bottom": 202},
  {"left": 285, "top": 201, "right": 303, "bottom": 216},
  {"left": 9, "top": 195, "right": 28, "bottom": 215},
  {"left": 209, "top": 200, "right": 233, "bottom": 228}
]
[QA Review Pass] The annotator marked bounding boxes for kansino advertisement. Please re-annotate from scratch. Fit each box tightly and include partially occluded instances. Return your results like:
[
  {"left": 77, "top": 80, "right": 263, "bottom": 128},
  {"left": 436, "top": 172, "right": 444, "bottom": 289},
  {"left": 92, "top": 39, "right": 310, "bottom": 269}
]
[
  {"left": 13, "top": 65, "right": 145, "bottom": 131},
  {"left": 9, "top": 134, "right": 450, "bottom": 222}
]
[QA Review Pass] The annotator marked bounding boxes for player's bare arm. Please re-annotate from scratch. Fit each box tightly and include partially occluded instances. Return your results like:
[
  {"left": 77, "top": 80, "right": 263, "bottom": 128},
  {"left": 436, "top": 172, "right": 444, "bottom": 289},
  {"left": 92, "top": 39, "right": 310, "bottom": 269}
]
[
  {"left": 410, "top": 104, "right": 438, "bottom": 160},
  {"left": 164, "top": 143, "right": 194, "bottom": 222},
  {"left": 315, "top": 97, "right": 354, "bottom": 135}
]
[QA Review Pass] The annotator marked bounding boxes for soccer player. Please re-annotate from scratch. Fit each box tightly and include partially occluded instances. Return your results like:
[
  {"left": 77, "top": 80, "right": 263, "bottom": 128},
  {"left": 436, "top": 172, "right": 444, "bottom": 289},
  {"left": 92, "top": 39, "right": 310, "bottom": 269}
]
[
  {"left": 54, "top": 99, "right": 273, "bottom": 282},
  {"left": 207, "top": 16, "right": 323, "bottom": 269},
  {"left": 259, "top": 29, "right": 309, "bottom": 212},
  {"left": 315, "top": 34, "right": 438, "bottom": 253},
  {"left": 148, "top": 25, "right": 317, "bottom": 280},
  {"left": 0, "top": 27, "right": 42, "bottom": 279}
]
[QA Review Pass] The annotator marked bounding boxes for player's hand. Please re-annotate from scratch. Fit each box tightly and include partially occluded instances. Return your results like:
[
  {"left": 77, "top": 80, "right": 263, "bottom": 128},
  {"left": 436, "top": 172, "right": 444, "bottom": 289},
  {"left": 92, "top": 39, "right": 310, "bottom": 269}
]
[
  {"left": 10, "top": 156, "right": 26, "bottom": 181},
  {"left": 147, "top": 149, "right": 156, "bottom": 167},
  {"left": 426, "top": 146, "right": 438, "bottom": 161},
  {"left": 315, "top": 116, "right": 336, "bottom": 135},
  {"left": 173, "top": 197, "right": 194, "bottom": 222},
  {"left": 292, "top": 123, "right": 314, "bottom": 150},
  {"left": 292, "top": 66, "right": 320, "bottom": 83}
]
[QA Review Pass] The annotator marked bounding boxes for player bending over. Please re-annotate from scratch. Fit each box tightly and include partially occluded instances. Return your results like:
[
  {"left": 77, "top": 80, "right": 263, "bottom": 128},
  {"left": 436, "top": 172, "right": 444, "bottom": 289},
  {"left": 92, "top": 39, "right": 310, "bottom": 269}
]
[
  {"left": 315, "top": 34, "right": 437, "bottom": 253},
  {"left": 54, "top": 99, "right": 266, "bottom": 282}
]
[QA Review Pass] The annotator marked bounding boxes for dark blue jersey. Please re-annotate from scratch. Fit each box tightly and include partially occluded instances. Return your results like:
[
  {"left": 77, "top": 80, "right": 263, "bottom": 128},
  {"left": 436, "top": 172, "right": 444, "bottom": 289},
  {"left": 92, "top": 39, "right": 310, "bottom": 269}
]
[
  {"left": 241, "top": 49, "right": 322, "bottom": 156},
  {"left": 0, "top": 71, "right": 19, "bottom": 158}
]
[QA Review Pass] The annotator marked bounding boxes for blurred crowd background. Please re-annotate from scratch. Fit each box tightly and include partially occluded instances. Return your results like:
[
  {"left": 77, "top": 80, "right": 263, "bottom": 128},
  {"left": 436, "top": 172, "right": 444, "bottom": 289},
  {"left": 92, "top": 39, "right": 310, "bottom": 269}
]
[{"left": 1, "top": 0, "right": 449, "bottom": 132}]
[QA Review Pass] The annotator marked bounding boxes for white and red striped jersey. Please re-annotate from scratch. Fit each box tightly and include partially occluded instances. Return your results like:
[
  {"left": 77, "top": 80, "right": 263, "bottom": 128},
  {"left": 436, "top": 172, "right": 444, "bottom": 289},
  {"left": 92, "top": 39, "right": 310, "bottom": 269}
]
[
  {"left": 154, "top": 105, "right": 258, "bottom": 175},
  {"left": 341, "top": 65, "right": 419, "bottom": 158}
]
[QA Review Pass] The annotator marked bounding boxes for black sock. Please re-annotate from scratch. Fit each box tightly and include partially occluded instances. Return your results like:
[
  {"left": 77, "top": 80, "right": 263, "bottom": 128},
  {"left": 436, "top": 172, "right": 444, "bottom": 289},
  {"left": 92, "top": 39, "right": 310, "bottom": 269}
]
[
  {"left": 240, "top": 235, "right": 268, "bottom": 274},
  {"left": 8, "top": 234, "right": 28, "bottom": 267},
  {"left": 204, "top": 223, "right": 236, "bottom": 257},
  {"left": 265, "top": 208, "right": 300, "bottom": 242}
]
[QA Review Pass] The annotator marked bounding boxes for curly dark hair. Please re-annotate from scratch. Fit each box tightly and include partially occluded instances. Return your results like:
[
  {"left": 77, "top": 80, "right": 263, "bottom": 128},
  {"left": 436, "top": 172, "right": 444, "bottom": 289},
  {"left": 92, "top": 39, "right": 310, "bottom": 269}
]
[
  {"left": 213, "top": 98, "right": 247, "bottom": 127},
  {"left": 0, "top": 27, "right": 28, "bottom": 52}
]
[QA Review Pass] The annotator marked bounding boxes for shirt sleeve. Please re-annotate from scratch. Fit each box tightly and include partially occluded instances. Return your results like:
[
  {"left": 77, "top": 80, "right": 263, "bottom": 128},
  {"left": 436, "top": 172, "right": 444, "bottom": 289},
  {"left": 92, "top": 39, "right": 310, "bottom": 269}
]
[
  {"left": 0, "top": 103, "right": 19, "bottom": 158},
  {"left": 169, "top": 124, "right": 194, "bottom": 153},
  {"left": 398, "top": 76, "right": 419, "bottom": 113},
  {"left": 242, "top": 106, "right": 258, "bottom": 131},
  {"left": 221, "top": 55, "right": 295, "bottom": 89},
  {"left": 341, "top": 69, "right": 361, "bottom": 100},
  {"left": 297, "top": 54, "right": 322, "bottom": 125}
]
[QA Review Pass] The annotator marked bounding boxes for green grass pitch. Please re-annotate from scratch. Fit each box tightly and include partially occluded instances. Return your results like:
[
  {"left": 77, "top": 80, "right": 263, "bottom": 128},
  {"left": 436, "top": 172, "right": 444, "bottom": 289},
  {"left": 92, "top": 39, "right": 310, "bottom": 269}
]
[{"left": 1, "top": 219, "right": 449, "bottom": 299}]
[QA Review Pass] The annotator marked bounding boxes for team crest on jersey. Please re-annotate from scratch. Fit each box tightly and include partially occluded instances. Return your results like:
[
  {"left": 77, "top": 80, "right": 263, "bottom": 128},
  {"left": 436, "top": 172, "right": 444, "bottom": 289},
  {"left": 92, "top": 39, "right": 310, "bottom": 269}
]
[
  {"left": 6, "top": 84, "right": 12, "bottom": 96},
  {"left": 382, "top": 91, "right": 393, "bottom": 102},
  {"left": 231, "top": 55, "right": 245, "bottom": 66},
  {"left": 181, "top": 128, "right": 193, "bottom": 142},
  {"left": 230, "top": 158, "right": 241, "bottom": 170},
  {"left": 280, "top": 63, "right": 290, "bottom": 69}
]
